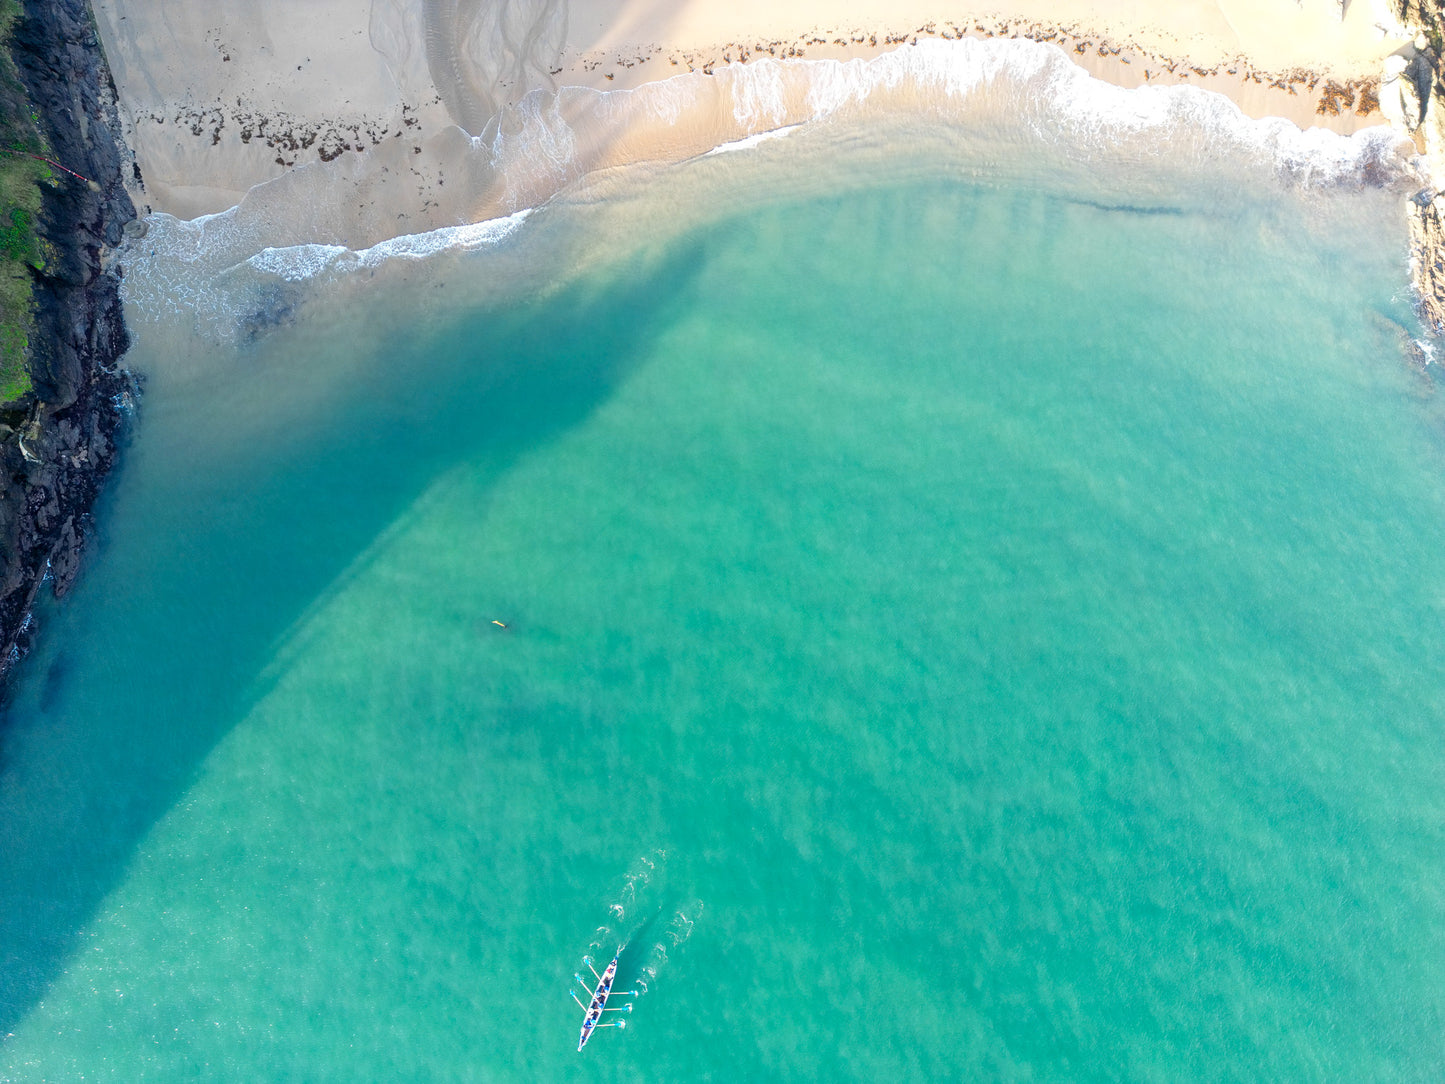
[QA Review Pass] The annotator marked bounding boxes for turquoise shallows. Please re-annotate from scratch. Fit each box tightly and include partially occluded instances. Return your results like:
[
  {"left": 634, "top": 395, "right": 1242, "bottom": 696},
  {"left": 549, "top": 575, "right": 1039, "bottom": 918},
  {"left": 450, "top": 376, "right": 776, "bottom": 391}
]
[{"left": 2, "top": 141, "right": 1443, "bottom": 1081}]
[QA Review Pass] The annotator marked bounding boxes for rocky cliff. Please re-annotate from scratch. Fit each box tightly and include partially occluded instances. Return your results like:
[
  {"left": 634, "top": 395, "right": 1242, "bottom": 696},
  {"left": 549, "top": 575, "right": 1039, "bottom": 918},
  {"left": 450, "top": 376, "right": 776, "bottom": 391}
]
[
  {"left": 0, "top": 0, "right": 135, "bottom": 681},
  {"left": 1382, "top": 0, "right": 1445, "bottom": 331}
]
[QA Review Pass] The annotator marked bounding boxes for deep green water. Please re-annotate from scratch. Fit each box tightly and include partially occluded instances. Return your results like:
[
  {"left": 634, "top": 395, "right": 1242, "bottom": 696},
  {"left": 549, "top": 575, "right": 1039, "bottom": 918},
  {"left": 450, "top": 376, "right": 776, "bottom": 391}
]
[{"left": 2, "top": 131, "right": 1445, "bottom": 1081}]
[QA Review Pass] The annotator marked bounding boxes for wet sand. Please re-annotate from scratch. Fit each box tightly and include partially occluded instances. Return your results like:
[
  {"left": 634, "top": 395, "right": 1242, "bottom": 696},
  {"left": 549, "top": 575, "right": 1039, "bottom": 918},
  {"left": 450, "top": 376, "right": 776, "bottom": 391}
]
[{"left": 93, "top": 0, "right": 1409, "bottom": 234}]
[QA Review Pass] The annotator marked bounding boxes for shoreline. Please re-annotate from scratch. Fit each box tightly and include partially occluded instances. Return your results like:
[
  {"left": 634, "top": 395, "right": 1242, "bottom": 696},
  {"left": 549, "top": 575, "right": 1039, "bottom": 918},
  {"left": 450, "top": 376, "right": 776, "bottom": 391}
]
[
  {"left": 117, "top": 39, "right": 1418, "bottom": 298},
  {"left": 555, "top": 17, "right": 1392, "bottom": 136},
  {"left": 117, "top": 35, "right": 1423, "bottom": 378},
  {"left": 94, "top": 2, "right": 1407, "bottom": 225}
]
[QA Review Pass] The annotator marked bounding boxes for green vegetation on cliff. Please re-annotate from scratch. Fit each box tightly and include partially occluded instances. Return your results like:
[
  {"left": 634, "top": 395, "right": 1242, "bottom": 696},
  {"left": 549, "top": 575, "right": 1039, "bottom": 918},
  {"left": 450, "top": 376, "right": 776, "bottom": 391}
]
[{"left": 0, "top": 0, "right": 47, "bottom": 404}]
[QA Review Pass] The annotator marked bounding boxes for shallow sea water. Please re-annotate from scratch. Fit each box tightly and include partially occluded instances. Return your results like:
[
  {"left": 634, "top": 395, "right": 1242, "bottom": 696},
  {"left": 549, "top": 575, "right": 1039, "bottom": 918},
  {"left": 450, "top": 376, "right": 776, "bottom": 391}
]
[{"left": 2, "top": 102, "right": 1445, "bottom": 1080}]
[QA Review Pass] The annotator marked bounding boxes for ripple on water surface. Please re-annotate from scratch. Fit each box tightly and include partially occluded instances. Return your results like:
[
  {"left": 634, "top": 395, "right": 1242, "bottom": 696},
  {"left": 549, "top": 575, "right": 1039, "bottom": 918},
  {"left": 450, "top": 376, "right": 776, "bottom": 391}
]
[{"left": 2, "top": 45, "right": 1444, "bottom": 1083}]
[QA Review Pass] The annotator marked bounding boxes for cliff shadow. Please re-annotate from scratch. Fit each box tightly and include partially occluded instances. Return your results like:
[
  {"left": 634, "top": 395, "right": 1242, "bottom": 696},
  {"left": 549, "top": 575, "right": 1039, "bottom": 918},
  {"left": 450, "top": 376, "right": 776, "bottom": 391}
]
[{"left": 0, "top": 235, "right": 707, "bottom": 1034}]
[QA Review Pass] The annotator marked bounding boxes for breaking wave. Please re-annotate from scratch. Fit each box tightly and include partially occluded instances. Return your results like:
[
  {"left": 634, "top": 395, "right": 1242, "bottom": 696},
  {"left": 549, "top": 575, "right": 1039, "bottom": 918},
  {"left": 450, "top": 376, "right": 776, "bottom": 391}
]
[
  {"left": 704, "top": 124, "right": 804, "bottom": 157},
  {"left": 244, "top": 210, "right": 531, "bottom": 282}
]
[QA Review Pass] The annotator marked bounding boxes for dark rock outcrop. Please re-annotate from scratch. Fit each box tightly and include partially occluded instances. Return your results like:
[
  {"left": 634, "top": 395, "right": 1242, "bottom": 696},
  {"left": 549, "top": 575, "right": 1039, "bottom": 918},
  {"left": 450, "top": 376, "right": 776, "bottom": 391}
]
[
  {"left": 0, "top": 0, "right": 136, "bottom": 680},
  {"left": 1385, "top": 2, "right": 1445, "bottom": 332}
]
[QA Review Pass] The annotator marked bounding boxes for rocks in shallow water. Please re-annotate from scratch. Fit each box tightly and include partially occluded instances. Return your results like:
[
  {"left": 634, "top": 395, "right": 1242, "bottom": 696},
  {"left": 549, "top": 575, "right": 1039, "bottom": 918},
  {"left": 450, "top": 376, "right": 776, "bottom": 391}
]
[
  {"left": 49, "top": 517, "right": 82, "bottom": 598},
  {"left": 239, "top": 282, "right": 302, "bottom": 342}
]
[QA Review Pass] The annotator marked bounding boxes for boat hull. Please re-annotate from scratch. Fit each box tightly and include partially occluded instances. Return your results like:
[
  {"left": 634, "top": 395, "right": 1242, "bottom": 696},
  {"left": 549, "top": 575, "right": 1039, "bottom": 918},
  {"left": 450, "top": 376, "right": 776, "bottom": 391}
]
[{"left": 577, "top": 956, "right": 619, "bottom": 1051}]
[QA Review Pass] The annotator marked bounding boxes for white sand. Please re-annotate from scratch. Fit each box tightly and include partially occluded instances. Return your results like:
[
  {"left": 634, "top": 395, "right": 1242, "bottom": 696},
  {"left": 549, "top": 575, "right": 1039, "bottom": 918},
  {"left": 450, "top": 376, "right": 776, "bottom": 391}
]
[
  {"left": 566, "top": 0, "right": 1403, "bottom": 83},
  {"left": 93, "top": 0, "right": 1410, "bottom": 230}
]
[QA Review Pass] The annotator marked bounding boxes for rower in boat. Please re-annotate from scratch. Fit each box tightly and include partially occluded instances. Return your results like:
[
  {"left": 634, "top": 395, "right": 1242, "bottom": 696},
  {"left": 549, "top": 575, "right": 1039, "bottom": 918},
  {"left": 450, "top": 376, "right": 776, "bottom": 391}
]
[{"left": 572, "top": 952, "right": 637, "bottom": 1051}]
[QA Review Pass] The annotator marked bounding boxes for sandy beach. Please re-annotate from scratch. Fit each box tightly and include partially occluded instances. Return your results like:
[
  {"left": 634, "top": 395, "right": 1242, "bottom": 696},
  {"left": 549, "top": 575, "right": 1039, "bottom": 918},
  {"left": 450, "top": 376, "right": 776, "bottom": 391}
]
[
  {"left": 560, "top": 0, "right": 1402, "bottom": 115},
  {"left": 92, "top": 0, "right": 1410, "bottom": 234}
]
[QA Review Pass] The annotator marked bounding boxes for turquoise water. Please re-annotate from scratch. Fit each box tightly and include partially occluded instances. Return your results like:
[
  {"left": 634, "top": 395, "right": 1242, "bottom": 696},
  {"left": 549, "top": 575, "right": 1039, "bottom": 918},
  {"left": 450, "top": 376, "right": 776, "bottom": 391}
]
[{"left": 3, "top": 122, "right": 1445, "bottom": 1081}]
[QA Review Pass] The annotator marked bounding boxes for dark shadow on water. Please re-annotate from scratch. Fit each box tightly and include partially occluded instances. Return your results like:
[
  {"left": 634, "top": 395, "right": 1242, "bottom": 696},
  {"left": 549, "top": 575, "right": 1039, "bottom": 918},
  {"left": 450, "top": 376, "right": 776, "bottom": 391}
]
[
  {"left": 1066, "top": 198, "right": 1185, "bottom": 218},
  {"left": 0, "top": 239, "right": 706, "bottom": 1034},
  {"left": 611, "top": 905, "right": 665, "bottom": 999},
  {"left": 621, "top": 905, "right": 665, "bottom": 958}
]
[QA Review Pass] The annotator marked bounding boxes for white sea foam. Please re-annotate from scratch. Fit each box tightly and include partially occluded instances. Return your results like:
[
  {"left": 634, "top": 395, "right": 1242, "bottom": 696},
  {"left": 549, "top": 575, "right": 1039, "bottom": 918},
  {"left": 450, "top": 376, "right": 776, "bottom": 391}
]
[
  {"left": 728, "top": 58, "right": 790, "bottom": 131},
  {"left": 245, "top": 244, "right": 349, "bottom": 282},
  {"left": 243, "top": 210, "right": 531, "bottom": 282},
  {"left": 703, "top": 124, "right": 803, "bottom": 157}
]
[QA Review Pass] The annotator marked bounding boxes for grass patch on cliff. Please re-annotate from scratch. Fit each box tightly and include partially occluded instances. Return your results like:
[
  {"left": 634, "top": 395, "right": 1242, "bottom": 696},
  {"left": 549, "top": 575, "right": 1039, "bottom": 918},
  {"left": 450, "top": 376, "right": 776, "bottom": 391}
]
[{"left": 0, "top": 0, "right": 46, "bottom": 404}]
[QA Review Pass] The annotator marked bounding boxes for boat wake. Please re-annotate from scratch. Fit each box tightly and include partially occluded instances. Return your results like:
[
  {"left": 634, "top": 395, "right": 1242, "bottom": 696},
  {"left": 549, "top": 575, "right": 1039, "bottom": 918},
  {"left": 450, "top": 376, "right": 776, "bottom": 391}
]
[
  {"left": 583, "top": 851, "right": 701, "bottom": 997},
  {"left": 589, "top": 849, "right": 665, "bottom": 943},
  {"left": 631, "top": 902, "right": 703, "bottom": 997}
]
